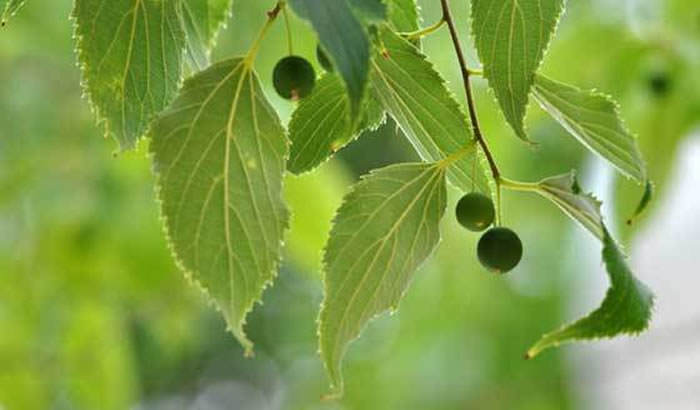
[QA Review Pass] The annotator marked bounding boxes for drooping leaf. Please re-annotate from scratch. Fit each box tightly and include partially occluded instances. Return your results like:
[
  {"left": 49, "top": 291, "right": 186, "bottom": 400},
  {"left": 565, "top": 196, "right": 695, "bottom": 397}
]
[
  {"left": 287, "top": 74, "right": 385, "bottom": 174},
  {"left": 319, "top": 162, "right": 447, "bottom": 396},
  {"left": 370, "top": 27, "right": 491, "bottom": 194},
  {"left": 288, "top": 0, "right": 370, "bottom": 118},
  {"left": 0, "top": 0, "right": 24, "bottom": 26},
  {"left": 386, "top": 0, "right": 419, "bottom": 32},
  {"left": 179, "top": 0, "right": 233, "bottom": 70},
  {"left": 532, "top": 74, "right": 647, "bottom": 182},
  {"left": 150, "top": 58, "right": 289, "bottom": 354},
  {"left": 526, "top": 228, "right": 654, "bottom": 358},
  {"left": 73, "top": 0, "right": 186, "bottom": 150},
  {"left": 535, "top": 171, "right": 604, "bottom": 240},
  {"left": 471, "top": 0, "right": 565, "bottom": 142}
]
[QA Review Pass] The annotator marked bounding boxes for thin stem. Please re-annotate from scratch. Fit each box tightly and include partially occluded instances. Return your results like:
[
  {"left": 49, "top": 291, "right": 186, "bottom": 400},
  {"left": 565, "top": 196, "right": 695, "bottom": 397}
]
[
  {"left": 282, "top": 3, "right": 293, "bottom": 55},
  {"left": 439, "top": 0, "right": 499, "bottom": 183},
  {"left": 244, "top": 1, "right": 284, "bottom": 67},
  {"left": 400, "top": 18, "right": 446, "bottom": 40},
  {"left": 499, "top": 176, "right": 540, "bottom": 192}
]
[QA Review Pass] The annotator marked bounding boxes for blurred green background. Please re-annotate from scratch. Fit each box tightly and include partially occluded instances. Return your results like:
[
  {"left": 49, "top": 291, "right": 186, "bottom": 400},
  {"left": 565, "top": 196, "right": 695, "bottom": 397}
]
[{"left": 1, "top": 0, "right": 699, "bottom": 409}]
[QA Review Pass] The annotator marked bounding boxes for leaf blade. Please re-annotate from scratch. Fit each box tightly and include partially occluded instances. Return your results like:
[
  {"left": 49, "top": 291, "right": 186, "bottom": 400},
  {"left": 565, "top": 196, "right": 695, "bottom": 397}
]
[
  {"left": 471, "top": 0, "right": 564, "bottom": 141},
  {"left": 179, "top": 0, "right": 233, "bottom": 70},
  {"left": 319, "top": 162, "right": 447, "bottom": 395},
  {"left": 150, "top": 58, "right": 289, "bottom": 353},
  {"left": 535, "top": 171, "right": 604, "bottom": 240},
  {"left": 532, "top": 74, "right": 647, "bottom": 182},
  {"left": 370, "top": 27, "right": 491, "bottom": 195},
  {"left": 0, "top": 0, "right": 25, "bottom": 25},
  {"left": 287, "top": 74, "right": 385, "bottom": 174},
  {"left": 73, "top": 0, "right": 186, "bottom": 150},
  {"left": 527, "top": 228, "right": 654, "bottom": 358}
]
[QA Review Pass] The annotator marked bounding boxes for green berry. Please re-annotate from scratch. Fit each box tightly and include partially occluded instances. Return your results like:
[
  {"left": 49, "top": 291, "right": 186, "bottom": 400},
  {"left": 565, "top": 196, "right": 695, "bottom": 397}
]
[
  {"left": 273, "top": 56, "right": 316, "bottom": 100},
  {"left": 455, "top": 192, "right": 495, "bottom": 232},
  {"left": 477, "top": 227, "right": 523, "bottom": 274},
  {"left": 316, "top": 44, "right": 333, "bottom": 72},
  {"left": 648, "top": 71, "right": 671, "bottom": 97}
]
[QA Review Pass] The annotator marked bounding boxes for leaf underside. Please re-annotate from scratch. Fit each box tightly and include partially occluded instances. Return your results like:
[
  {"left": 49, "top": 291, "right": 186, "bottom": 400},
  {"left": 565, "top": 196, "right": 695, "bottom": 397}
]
[
  {"left": 319, "top": 162, "right": 447, "bottom": 395},
  {"left": 386, "top": 0, "right": 420, "bottom": 33},
  {"left": 150, "top": 58, "right": 289, "bottom": 354},
  {"left": 532, "top": 74, "right": 647, "bottom": 182},
  {"left": 527, "top": 228, "right": 654, "bottom": 358},
  {"left": 371, "top": 27, "right": 491, "bottom": 195},
  {"left": 73, "top": 0, "right": 186, "bottom": 150},
  {"left": 536, "top": 171, "right": 604, "bottom": 240},
  {"left": 471, "top": 0, "right": 564, "bottom": 142}
]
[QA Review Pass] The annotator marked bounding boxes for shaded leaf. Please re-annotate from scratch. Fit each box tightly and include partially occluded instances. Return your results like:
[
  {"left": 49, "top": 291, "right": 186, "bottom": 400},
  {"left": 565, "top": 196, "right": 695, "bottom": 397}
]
[
  {"left": 179, "top": 0, "right": 233, "bottom": 70},
  {"left": 348, "top": 0, "right": 386, "bottom": 23},
  {"left": 386, "top": 0, "right": 419, "bottom": 32},
  {"left": 471, "top": 0, "right": 564, "bottom": 141},
  {"left": 533, "top": 74, "right": 647, "bottom": 182},
  {"left": 535, "top": 171, "right": 604, "bottom": 240},
  {"left": 319, "top": 162, "right": 447, "bottom": 396},
  {"left": 526, "top": 228, "right": 654, "bottom": 358},
  {"left": 370, "top": 27, "right": 490, "bottom": 194},
  {"left": 289, "top": 0, "right": 370, "bottom": 118},
  {"left": 287, "top": 74, "right": 385, "bottom": 174},
  {"left": 150, "top": 58, "right": 289, "bottom": 354},
  {"left": 73, "top": 0, "right": 186, "bottom": 150}
]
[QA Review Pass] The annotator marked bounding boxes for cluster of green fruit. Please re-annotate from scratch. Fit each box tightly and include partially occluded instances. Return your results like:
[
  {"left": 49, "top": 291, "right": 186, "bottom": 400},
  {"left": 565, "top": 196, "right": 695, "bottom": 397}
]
[
  {"left": 272, "top": 45, "right": 332, "bottom": 100},
  {"left": 455, "top": 193, "right": 522, "bottom": 274}
]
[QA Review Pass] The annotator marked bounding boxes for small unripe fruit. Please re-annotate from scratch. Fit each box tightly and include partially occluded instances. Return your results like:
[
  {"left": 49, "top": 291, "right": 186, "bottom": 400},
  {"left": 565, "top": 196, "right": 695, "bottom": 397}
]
[
  {"left": 647, "top": 71, "right": 671, "bottom": 97},
  {"left": 316, "top": 44, "right": 333, "bottom": 72},
  {"left": 273, "top": 56, "right": 316, "bottom": 100},
  {"left": 455, "top": 192, "right": 495, "bottom": 232},
  {"left": 477, "top": 227, "right": 523, "bottom": 274}
]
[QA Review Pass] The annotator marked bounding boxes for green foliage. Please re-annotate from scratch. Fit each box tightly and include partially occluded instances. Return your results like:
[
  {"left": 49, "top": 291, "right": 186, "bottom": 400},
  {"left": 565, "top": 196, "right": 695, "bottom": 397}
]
[
  {"left": 319, "top": 162, "right": 447, "bottom": 395},
  {"left": 532, "top": 74, "right": 647, "bottom": 182},
  {"left": 287, "top": 73, "right": 385, "bottom": 174},
  {"left": 149, "top": 58, "right": 289, "bottom": 354},
  {"left": 370, "top": 27, "right": 491, "bottom": 194},
  {"left": 289, "top": 0, "right": 372, "bottom": 118},
  {"left": 73, "top": 0, "right": 186, "bottom": 150},
  {"left": 3, "top": 0, "right": 674, "bottom": 402},
  {"left": 0, "top": 0, "right": 24, "bottom": 25},
  {"left": 179, "top": 0, "right": 233, "bottom": 70},
  {"left": 471, "top": 0, "right": 564, "bottom": 142},
  {"left": 526, "top": 228, "right": 654, "bottom": 358}
]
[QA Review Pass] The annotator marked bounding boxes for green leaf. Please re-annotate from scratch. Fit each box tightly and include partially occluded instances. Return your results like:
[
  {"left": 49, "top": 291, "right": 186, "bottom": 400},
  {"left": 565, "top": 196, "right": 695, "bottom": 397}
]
[
  {"left": 0, "top": 0, "right": 24, "bottom": 26},
  {"left": 73, "top": 0, "right": 186, "bottom": 150},
  {"left": 319, "top": 162, "right": 447, "bottom": 396},
  {"left": 471, "top": 0, "right": 564, "bottom": 142},
  {"left": 526, "top": 228, "right": 654, "bottom": 358},
  {"left": 149, "top": 58, "right": 289, "bottom": 354},
  {"left": 386, "top": 0, "right": 419, "bottom": 32},
  {"left": 289, "top": 0, "right": 370, "bottom": 118},
  {"left": 179, "top": 0, "right": 233, "bottom": 70},
  {"left": 348, "top": 0, "right": 386, "bottom": 23},
  {"left": 534, "top": 171, "right": 604, "bottom": 240},
  {"left": 287, "top": 74, "right": 385, "bottom": 175},
  {"left": 370, "top": 27, "right": 491, "bottom": 194},
  {"left": 532, "top": 74, "right": 647, "bottom": 182},
  {"left": 627, "top": 180, "right": 654, "bottom": 225}
]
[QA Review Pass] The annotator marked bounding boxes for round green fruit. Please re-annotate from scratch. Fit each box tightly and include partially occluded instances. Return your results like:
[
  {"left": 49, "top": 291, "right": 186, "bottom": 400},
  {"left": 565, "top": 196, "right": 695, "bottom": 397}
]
[
  {"left": 316, "top": 44, "right": 333, "bottom": 72},
  {"left": 273, "top": 56, "right": 316, "bottom": 100},
  {"left": 455, "top": 192, "right": 495, "bottom": 232},
  {"left": 477, "top": 227, "right": 523, "bottom": 274}
]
